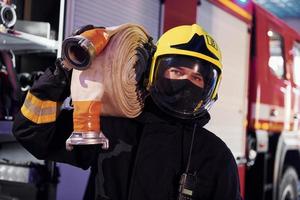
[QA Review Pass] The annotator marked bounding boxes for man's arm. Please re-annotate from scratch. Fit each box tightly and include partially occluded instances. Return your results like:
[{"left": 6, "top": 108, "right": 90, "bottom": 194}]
[
  {"left": 212, "top": 150, "right": 242, "bottom": 200},
  {"left": 12, "top": 61, "right": 98, "bottom": 169},
  {"left": 13, "top": 108, "right": 98, "bottom": 169}
]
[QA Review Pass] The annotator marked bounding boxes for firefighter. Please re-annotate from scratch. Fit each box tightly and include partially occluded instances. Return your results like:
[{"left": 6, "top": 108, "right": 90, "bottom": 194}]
[{"left": 13, "top": 24, "right": 242, "bottom": 200}]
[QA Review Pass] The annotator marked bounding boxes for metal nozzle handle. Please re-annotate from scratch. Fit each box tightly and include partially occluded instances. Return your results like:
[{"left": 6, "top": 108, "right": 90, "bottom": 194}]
[{"left": 66, "top": 131, "right": 109, "bottom": 151}]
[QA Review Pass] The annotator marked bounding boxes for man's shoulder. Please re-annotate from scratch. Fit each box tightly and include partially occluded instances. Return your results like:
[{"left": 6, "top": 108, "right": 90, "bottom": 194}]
[
  {"left": 195, "top": 127, "right": 234, "bottom": 160},
  {"left": 191, "top": 127, "right": 239, "bottom": 191}
]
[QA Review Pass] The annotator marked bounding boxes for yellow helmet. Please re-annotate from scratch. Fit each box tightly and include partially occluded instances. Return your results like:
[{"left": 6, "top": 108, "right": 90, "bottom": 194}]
[{"left": 148, "top": 24, "right": 222, "bottom": 119}]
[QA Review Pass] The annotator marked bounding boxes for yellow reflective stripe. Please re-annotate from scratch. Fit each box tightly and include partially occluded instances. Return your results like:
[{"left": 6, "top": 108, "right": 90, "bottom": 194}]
[
  {"left": 218, "top": 0, "right": 252, "bottom": 21},
  {"left": 253, "top": 121, "right": 284, "bottom": 132},
  {"left": 23, "top": 98, "right": 57, "bottom": 116},
  {"left": 21, "top": 92, "right": 61, "bottom": 124}
]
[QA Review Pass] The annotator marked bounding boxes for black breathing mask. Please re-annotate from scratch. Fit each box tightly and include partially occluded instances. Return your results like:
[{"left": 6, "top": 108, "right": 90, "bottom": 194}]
[{"left": 157, "top": 78, "right": 204, "bottom": 112}]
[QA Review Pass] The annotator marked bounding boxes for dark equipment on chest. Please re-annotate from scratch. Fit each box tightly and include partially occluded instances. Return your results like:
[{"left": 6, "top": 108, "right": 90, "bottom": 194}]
[
  {"left": 178, "top": 172, "right": 198, "bottom": 200},
  {"left": 177, "top": 123, "right": 198, "bottom": 200}
]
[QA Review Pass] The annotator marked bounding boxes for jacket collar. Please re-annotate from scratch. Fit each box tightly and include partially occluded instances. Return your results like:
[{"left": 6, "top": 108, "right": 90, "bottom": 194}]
[{"left": 135, "top": 97, "right": 211, "bottom": 128}]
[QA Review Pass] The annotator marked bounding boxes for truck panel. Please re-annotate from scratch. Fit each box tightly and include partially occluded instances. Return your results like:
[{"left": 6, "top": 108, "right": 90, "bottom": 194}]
[{"left": 197, "top": 0, "right": 250, "bottom": 159}]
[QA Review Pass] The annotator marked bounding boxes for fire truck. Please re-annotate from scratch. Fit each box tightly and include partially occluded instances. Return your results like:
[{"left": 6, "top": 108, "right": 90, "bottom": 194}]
[
  {"left": 192, "top": 0, "right": 300, "bottom": 199},
  {"left": 59, "top": 0, "right": 299, "bottom": 198}
]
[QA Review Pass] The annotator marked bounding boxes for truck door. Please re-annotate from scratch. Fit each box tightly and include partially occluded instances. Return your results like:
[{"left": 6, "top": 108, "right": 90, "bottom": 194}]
[
  {"left": 197, "top": 0, "right": 250, "bottom": 161},
  {"left": 197, "top": 0, "right": 251, "bottom": 197},
  {"left": 197, "top": 1, "right": 250, "bottom": 162},
  {"left": 291, "top": 41, "right": 300, "bottom": 130},
  {"left": 266, "top": 26, "right": 291, "bottom": 131},
  {"left": 254, "top": 4, "right": 292, "bottom": 132}
]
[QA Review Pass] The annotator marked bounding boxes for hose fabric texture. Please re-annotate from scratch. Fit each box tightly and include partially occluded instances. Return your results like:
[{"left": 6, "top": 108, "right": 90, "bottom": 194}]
[{"left": 70, "top": 23, "right": 151, "bottom": 118}]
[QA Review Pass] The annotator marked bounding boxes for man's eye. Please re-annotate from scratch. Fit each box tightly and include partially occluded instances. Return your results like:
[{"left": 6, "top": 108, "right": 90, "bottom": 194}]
[
  {"left": 193, "top": 76, "right": 203, "bottom": 82},
  {"left": 171, "top": 69, "right": 182, "bottom": 76}
]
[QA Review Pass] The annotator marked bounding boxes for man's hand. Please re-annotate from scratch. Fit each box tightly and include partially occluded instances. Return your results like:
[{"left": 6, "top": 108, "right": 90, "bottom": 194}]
[{"left": 30, "top": 58, "right": 72, "bottom": 102}]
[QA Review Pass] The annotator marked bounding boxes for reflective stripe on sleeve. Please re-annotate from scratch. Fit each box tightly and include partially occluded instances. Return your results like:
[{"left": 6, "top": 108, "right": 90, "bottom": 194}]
[{"left": 21, "top": 92, "right": 62, "bottom": 124}]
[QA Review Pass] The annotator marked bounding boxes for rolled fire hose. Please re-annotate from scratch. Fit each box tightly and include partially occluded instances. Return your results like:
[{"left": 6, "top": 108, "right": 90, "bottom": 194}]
[
  {"left": 67, "top": 23, "right": 151, "bottom": 150},
  {"left": 97, "top": 24, "right": 149, "bottom": 117}
]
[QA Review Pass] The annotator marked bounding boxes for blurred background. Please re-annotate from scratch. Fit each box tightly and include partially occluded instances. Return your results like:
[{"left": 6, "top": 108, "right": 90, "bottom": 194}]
[{"left": 256, "top": 0, "right": 300, "bottom": 32}]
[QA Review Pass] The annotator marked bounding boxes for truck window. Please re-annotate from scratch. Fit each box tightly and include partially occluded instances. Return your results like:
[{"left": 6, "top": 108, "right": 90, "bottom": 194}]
[
  {"left": 293, "top": 42, "right": 300, "bottom": 86},
  {"left": 268, "top": 30, "right": 285, "bottom": 78}
]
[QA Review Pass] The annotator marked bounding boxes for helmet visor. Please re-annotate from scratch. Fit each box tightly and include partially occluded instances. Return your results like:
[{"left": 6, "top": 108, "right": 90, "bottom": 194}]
[{"left": 151, "top": 55, "right": 219, "bottom": 118}]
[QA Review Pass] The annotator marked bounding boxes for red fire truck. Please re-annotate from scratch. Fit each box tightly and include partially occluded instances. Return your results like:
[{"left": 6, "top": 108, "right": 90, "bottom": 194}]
[
  {"left": 185, "top": 0, "right": 300, "bottom": 199},
  {"left": 67, "top": 0, "right": 300, "bottom": 199}
]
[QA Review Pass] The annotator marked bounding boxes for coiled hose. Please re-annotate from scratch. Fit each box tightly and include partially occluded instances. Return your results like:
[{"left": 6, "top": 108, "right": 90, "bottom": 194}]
[{"left": 70, "top": 23, "right": 151, "bottom": 119}]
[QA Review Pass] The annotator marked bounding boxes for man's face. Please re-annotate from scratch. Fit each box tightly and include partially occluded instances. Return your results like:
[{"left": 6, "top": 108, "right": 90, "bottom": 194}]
[
  {"left": 151, "top": 55, "right": 219, "bottom": 118},
  {"left": 163, "top": 65, "right": 204, "bottom": 88}
]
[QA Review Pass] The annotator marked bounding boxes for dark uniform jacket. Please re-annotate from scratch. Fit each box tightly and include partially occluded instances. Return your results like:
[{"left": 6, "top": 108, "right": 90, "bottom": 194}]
[{"left": 13, "top": 97, "right": 242, "bottom": 200}]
